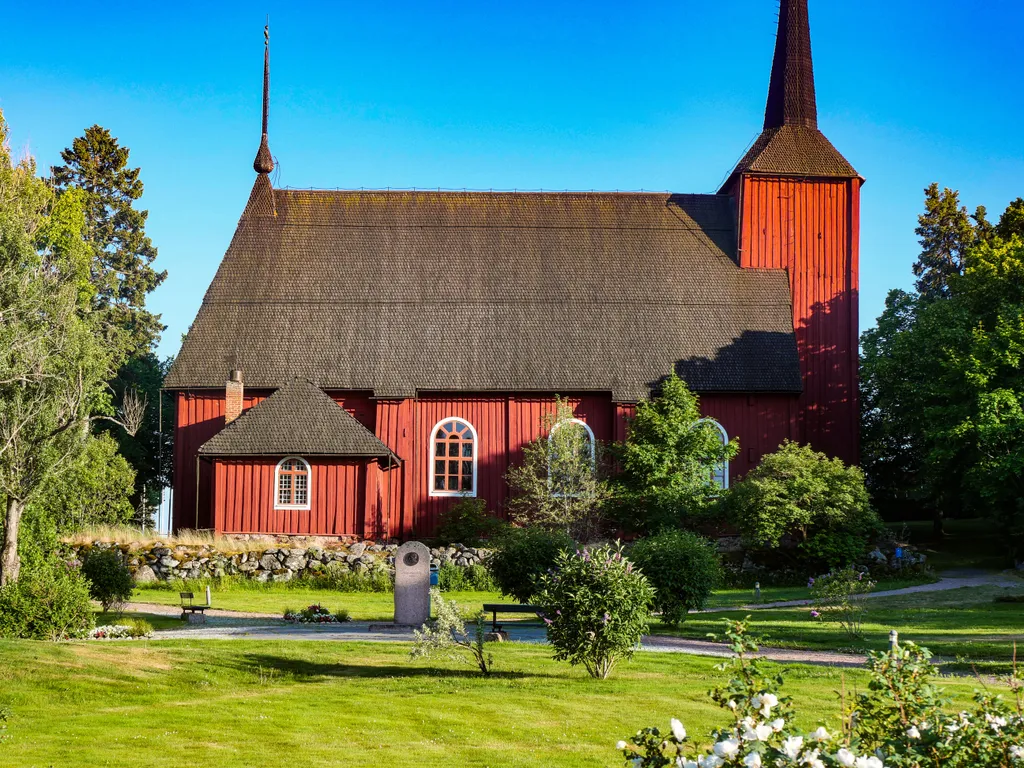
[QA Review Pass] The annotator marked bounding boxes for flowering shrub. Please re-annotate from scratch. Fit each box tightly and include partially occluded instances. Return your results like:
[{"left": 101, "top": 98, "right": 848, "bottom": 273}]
[
  {"left": 534, "top": 543, "right": 654, "bottom": 679},
  {"left": 617, "top": 620, "right": 1024, "bottom": 768},
  {"left": 410, "top": 589, "right": 494, "bottom": 677},
  {"left": 283, "top": 604, "right": 350, "bottom": 623},
  {"left": 89, "top": 619, "right": 153, "bottom": 640},
  {"left": 809, "top": 568, "right": 875, "bottom": 638}
]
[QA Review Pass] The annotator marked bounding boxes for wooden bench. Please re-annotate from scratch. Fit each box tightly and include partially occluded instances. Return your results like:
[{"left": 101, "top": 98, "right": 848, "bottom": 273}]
[
  {"left": 481, "top": 603, "right": 542, "bottom": 633},
  {"left": 180, "top": 592, "right": 208, "bottom": 623}
]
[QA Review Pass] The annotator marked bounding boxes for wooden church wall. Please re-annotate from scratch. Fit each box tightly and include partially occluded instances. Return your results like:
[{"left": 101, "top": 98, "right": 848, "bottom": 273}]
[
  {"left": 737, "top": 175, "right": 860, "bottom": 465},
  {"left": 212, "top": 457, "right": 365, "bottom": 536}
]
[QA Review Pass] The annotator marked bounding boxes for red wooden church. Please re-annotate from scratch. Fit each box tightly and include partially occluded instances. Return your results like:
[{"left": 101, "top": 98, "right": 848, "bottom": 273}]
[{"left": 165, "top": 0, "right": 862, "bottom": 538}]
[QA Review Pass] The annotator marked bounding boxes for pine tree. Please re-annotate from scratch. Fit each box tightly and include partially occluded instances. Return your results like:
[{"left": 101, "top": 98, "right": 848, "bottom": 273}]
[
  {"left": 912, "top": 183, "right": 976, "bottom": 299},
  {"left": 996, "top": 197, "right": 1024, "bottom": 242},
  {"left": 50, "top": 125, "right": 166, "bottom": 354}
]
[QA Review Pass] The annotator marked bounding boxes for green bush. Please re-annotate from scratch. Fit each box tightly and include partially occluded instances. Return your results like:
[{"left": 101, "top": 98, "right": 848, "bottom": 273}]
[
  {"left": 81, "top": 548, "right": 135, "bottom": 611},
  {"left": 629, "top": 530, "right": 722, "bottom": 626},
  {"left": 724, "top": 440, "right": 882, "bottom": 570},
  {"left": 0, "top": 561, "right": 94, "bottom": 640},
  {"left": 436, "top": 562, "right": 497, "bottom": 592},
  {"left": 434, "top": 497, "right": 505, "bottom": 546},
  {"left": 534, "top": 543, "right": 654, "bottom": 679},
  {"left": 487, "top": 526, "right": 574, "bottom": 602}
]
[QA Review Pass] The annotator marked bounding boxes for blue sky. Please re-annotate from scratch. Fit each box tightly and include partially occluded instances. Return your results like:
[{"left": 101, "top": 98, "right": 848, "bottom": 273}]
[{"left": 3, "top": 1, "right": 1022, "bottom": 359}]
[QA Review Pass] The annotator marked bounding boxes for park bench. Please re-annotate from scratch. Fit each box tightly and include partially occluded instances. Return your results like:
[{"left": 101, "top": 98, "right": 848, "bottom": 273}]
[
  {"left": 180, "top": 592, "right": 208, "bottom": 623},
  {"left": 481, "top": 603, "right": 542, "bottom": 633}
]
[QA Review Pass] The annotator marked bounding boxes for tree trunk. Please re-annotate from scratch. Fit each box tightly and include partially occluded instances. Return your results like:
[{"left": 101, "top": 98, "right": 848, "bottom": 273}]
[
  {"left": 932, "top": 509, "right": 945, "bottom": 538},
  {"left": 0, "top": 496, "right": 24, "bottom": 586}
]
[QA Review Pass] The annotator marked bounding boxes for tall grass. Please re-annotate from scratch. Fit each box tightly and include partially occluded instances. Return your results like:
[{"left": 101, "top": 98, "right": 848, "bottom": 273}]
[{"left": 65, "top": 525, "right": 284, "bottom": 553}]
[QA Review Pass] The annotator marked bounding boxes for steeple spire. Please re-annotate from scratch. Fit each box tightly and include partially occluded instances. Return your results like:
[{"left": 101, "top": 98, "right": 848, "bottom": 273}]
[
  {"left": 763, "top": 0, "right": 817, "bottom": 130},
  {"left": 253, "top": 22, "right": 274, "bottom": 175}
]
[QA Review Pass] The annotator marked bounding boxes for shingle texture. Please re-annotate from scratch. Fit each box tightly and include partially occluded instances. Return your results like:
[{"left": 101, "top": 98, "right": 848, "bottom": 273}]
[
  {"left": 732, "top": 125, "right": 857, "bottom": 179},
  {"left": 166, "top": 188, "right": 802, "bottom": 401},
  {"left": 199, "top": 378, "right": 395, "bottom": 458}
]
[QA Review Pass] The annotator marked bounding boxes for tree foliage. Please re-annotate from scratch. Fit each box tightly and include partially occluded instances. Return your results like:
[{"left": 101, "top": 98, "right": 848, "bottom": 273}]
[
  {"left": 0, "top": 110, "right": 130, "bottom": 585},
  {"left": 628, "top": 530, "right": 722, "bottom": 626},
  {"left": 612, "top": 373, "right": 737, "bottom": 533},
  {"left": 50, "top": 124, "right": 165, "bottom": 353},
  {"left": 725, "top": 441, "right": 880, "bottom": 569},
  {"left": 505, "top": 398, "right": 609, "bottom": 541}
]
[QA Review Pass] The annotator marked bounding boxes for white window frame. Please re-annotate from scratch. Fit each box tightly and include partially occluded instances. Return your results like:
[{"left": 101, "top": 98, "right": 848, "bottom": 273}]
[
  {"left": 428, "top": 417, "right": 479, "bottom": 498},
  {"left": 694, "top": 418, "right": 729, "bottom": 490},
  {"left": 547, "top": 417, "right": 597, "bottom": 498},
  {"left": 274, "top": 456, "right": 312, "bottom": 510}
]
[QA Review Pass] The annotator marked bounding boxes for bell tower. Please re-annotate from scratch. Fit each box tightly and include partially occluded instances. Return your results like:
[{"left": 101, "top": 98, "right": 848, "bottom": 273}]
[{"left": 721, "top": 0, "right": 862, "bottom": 464}]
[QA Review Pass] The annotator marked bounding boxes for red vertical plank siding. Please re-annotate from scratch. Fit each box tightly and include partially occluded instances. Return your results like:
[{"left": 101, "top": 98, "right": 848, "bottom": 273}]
[
  {"left": 698, "top": 393, "right": 799, "bottom": 479},
  {"left": 373, "top": 399, "right": 415, "bottom": 539},
  {"left": 211, "top": 458, "right": 365, "bottom": 535},
  {"left": 738, "top": 175, "right": 859, "bottom": 465}
]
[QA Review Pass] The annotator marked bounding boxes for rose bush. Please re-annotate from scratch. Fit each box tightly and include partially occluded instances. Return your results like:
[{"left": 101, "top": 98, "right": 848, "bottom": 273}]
[{"left": 617, "top": 620, "right": 1024, "bottom": 768}]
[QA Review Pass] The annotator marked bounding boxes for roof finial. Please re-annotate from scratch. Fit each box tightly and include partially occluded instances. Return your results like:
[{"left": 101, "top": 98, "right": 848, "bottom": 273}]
[
  {"left": 763, "top": 0, "right": 818, "bottom": 130},
  {"left": 253, "top": 19, "right": 274, "bottom": 174}
]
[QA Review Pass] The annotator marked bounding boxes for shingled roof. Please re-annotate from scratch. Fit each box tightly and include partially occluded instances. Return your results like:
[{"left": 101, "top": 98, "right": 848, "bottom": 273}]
[
  {"left": 199, "top": 378, "right": 396, "bottom": 459},
  {"left": 722, "top": 0, "right": 857, "bottom": 187},
  {"left": 165, "top": 188, "right": 801, "bottom": 401}
]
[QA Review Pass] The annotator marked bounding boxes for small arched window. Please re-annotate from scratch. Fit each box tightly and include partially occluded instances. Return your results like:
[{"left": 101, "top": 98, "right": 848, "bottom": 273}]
[
  {"left": 275, "top": 457, "right": 311, "bottom": 509},
  {"left": 430, "top": 418, "right": 477, "bottom": 496},
  {"left": 548, "top": 418, "right": 596, "bottom": 497},
  {"left": 695, "top": 418, "right": 729, "bottom": 490}
]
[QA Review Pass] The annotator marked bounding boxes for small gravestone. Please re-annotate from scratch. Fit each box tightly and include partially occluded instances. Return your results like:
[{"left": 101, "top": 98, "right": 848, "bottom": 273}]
[{"left": 394, "top": 541, "right": 430, "bottom": 626}]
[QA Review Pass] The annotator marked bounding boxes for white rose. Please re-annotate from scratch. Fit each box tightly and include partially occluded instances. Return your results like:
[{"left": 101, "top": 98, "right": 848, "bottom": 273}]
[
  {"left": 727, "top": 700, "right": 738, "bottom": 710},
  {"left": 676, "top": 759, "right": 699, "bottom": 768},
  {"left": 714, "top": 739, "right": 740, "bottom": 758},
  {"left": 1010, "top": 745, "right": 1024, "bottom": 760},
  {"left": 743, "top": 753, "right": 762, "bottom": 768},
  {"left": 906, "top": 726, "right": 920, "bottom": 739},
  {"left": 770, "top": 718, "right": 785, "bottom": 732},
  {"left": 761, "top": 693, "right": 779, "bottom": 710},
  {"left": 801, "top": 748, "right": 824, "bottom": 768},
  {"left": 836, "top": 748, "right": 856, "bottom": 768},
  {"left": 810, "top": 727, "right": 830, "bottom": 742},
  {"left": 671, "top": 718, "right": 687, "bottom": 742},
  {"left": 700, "top": 756, "right": 724, "bottom": 768},
  {"left": 616, "top": 741, "right": 628, "bottom": 750},
  {"left": 751, "top": 695, "right": 762, "bottom": 710},
  {"left": 781, "top": 736, "right": 803, "bottom": 759},
  {"left": 756, "top": 724, "right": 773, "bottom": 741}
]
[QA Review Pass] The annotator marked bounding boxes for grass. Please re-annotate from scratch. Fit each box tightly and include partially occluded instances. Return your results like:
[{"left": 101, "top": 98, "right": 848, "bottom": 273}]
[
  {"left": 94, "top": 609, "right": 183, "bottom": 632},
  {"left": 654, "top": 584, "right": 1024, "bottom": 668},
  {"left": 0, "top": 639, "right": 1002, "bottom": 767},
  {"left": 707, "top": 575, "right": 939, "bottom": 609},
  {"left": 132, "top": 587, "right": 504, "bottom": 622}
]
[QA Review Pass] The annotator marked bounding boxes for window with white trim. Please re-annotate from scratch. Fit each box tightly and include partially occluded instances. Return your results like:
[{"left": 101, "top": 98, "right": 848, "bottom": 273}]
[
  {"left": 547, "top": 418, "right": 596, "bottom": 496},
  {"left": 430, "top": 418, "right": 477, "bottom": 496},
  {"left": 695, "top": 418, "right": 729, "bottom": 490},
  {"left": 275, "top": 457, "right": 311, "bottom": 509}
]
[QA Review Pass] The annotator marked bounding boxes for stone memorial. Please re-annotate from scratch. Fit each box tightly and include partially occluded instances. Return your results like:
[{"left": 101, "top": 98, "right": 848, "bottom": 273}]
[{"left": 394, "top": 541, "right": 430, "bottom": 626}]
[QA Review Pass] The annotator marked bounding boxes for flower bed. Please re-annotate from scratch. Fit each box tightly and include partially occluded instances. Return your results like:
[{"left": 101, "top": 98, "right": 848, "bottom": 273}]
[
  {"left": 88, "top": 622, "right": 153, "bottom": 640},
  {"left": 283, "top": 604, "right": 351, "bottom": 624}
]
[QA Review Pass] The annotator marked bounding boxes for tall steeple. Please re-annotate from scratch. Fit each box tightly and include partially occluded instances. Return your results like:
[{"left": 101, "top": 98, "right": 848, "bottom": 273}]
[
  {"left": 253, "top": 23, "right": 274, "bottom": 175},
  {"left": 719, "top": 0, "right": 855, "bottom": 191},
  {"left": 763, "top": 0, "right": 817, "bottom": 130}
]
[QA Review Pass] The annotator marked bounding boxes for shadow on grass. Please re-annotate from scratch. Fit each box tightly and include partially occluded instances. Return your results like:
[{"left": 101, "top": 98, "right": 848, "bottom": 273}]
[{"left": 232, "top": 653, "right": 549, "bottom": 682}]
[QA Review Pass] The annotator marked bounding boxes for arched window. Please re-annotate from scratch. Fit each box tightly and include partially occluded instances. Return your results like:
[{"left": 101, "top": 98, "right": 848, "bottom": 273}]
[
  {"left": 430, "top": 418, "right": 477, "bottom": 496},
  {"left": 548, "top": 418, "right": 596, "bottom": 497},
  {"left": 695, "top": 418, "right": 729, "bottom": 490},
  {"left": 275, "top": 457, "right": 311, "bottom": 509}
]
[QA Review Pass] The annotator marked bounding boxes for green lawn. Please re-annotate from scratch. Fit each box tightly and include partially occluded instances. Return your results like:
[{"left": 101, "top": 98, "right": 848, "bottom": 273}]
[
  {"left": 133, "top": 586, "right": 504, "bottom": 622},
  {"left": 889, "top": 518, "right": 1011, "bottom": 572},
  {"left": 707, "top": 576, "right": 938, "bottom": 609},
  {"left": 95, "top": 609, "right": 184, "bottom": 631},
  {"left": 655, "top": 585, "right": 1024, "bottom": 667},
  {"left": 0, "top": 639, "right": 999, "bottom": 767}
]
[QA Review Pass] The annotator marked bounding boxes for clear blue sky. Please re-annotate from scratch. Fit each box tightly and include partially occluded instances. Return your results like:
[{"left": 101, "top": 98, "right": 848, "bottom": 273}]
[{"left": 3, "top": 1, "right": 1022, "bottom": 360}]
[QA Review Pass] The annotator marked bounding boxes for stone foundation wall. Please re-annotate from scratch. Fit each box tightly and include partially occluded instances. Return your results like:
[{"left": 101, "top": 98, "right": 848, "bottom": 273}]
[{"left": 71, "top": 541, "right": 490, "bottom": 584}]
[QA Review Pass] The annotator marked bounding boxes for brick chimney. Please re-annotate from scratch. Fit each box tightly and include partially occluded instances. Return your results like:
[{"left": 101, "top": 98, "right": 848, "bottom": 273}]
[{"left": 225, "top": 369, "right": 244, "bottom": 424}]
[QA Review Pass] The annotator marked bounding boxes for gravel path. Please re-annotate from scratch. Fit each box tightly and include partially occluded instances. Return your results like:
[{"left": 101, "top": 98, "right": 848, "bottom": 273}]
[{"left": 703, "top": 569, "right": 1020, "bottom": 612}]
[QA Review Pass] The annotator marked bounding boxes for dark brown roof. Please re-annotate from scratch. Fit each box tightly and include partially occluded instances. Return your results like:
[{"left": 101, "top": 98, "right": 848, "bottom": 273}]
[
  {"left": 166, "top": 188, "right": 801, "bottom": 401},
  {"left": 721, "top": 0, "right": 857, "bottom": 187},
  {"left": 199, "top": 378, "right": 396, "bottom": 458}
]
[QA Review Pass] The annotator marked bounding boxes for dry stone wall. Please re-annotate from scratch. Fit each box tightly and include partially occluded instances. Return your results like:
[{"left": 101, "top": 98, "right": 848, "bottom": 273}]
[{"left": 70, "top": 541, "right": 490, "bottom": 583}]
